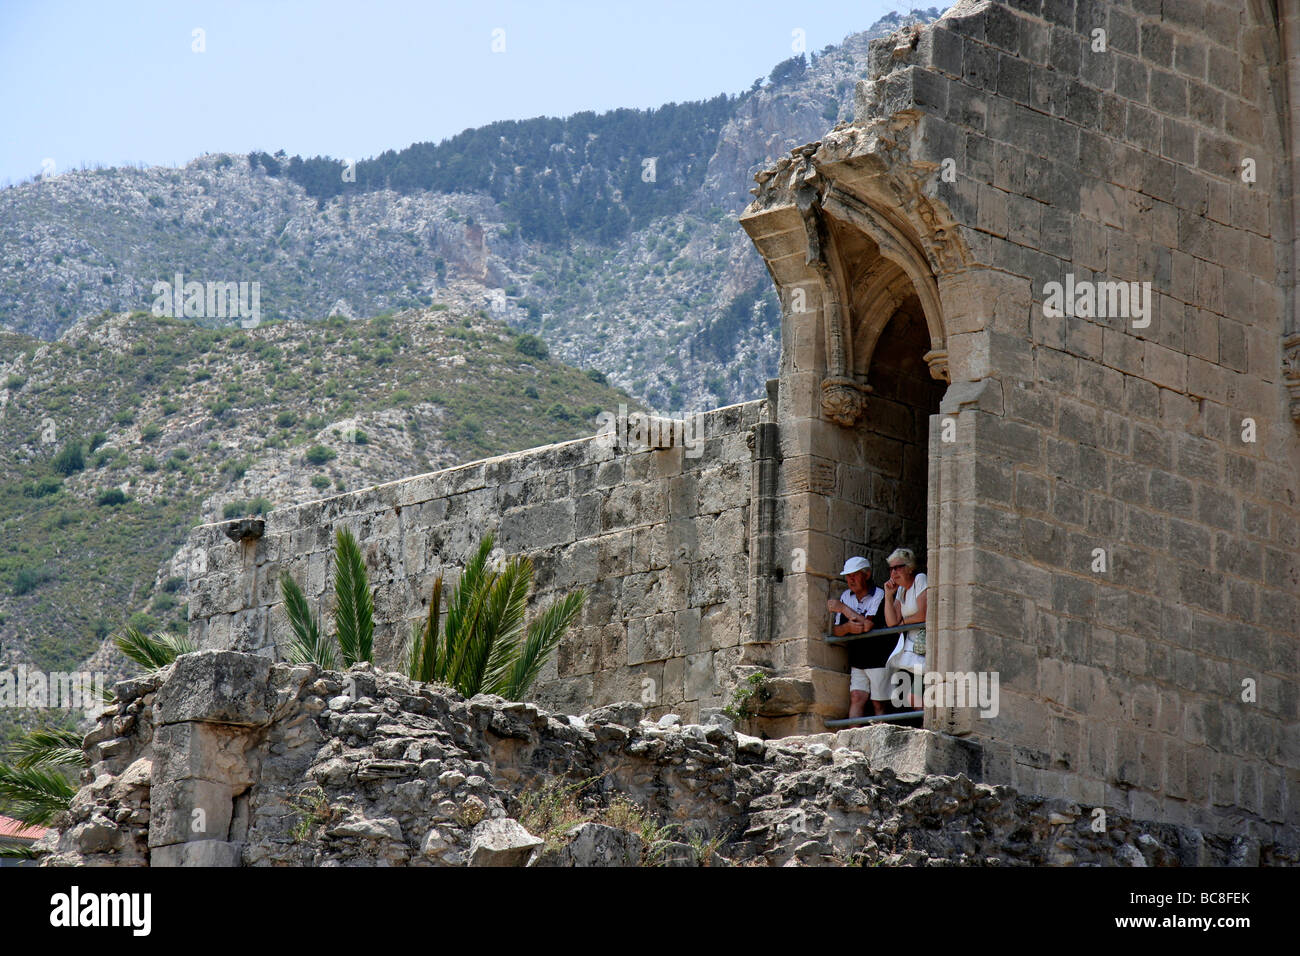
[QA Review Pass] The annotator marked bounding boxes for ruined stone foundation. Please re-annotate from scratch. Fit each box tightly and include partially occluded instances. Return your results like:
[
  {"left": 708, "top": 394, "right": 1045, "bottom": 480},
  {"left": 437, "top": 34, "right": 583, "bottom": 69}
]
[{"left": 39, "top": 652, "right": 1298, "bottom": 866}]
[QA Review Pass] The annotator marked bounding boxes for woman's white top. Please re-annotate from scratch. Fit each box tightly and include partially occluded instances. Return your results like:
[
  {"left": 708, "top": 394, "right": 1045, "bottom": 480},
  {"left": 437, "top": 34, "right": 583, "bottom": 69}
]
[
  {"left": 898, "top": 572, "right": 928, "bottom": 619},
  {"left": 887, "top": 572, "right": 929, "bottom": 676}
]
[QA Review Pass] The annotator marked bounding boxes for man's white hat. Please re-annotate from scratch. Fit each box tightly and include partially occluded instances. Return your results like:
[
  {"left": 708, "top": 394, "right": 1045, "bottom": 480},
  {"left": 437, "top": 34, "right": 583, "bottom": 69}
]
[{"left": 840, "top": 556, "right": 870, "bottom": 576}]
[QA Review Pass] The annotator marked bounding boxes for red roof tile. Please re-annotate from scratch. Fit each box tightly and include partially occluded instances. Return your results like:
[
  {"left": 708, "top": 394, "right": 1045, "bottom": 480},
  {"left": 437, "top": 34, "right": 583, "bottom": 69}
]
[{"left": 0, "top": 815, "right": 47, "bottom": 841}]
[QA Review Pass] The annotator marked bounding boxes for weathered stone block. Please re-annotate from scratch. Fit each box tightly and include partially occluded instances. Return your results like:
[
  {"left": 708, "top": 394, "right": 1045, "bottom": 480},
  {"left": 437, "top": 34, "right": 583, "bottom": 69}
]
[
  {"left": 152, "top": 722, "right": 255, "bottom": 789},
  {"left": 835, "top": 724, "right": 983, "bottom": 782},
  {"left": 151, "top": 841, "right": 243, "bottom": 867},
  {"left": 156, "top": 651, "right": 271, "bottom": 726},
  {"left": 626, "top": 614, "right": 677, "bottom": 666},
  {"left": 149, "top": 777, "right": 236, "bottom": 847}
]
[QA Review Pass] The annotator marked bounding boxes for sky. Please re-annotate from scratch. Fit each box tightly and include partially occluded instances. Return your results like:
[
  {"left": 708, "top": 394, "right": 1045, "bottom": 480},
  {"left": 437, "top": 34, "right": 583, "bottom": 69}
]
[{"left": 0, "top": 0, "right": 932, "bottom": 185}]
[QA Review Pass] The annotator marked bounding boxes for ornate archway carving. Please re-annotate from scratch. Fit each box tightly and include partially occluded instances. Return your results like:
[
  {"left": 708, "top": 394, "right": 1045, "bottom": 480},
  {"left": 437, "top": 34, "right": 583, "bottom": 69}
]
[{"left": 782, "top": 155, "right": 953, "bottom": 427}]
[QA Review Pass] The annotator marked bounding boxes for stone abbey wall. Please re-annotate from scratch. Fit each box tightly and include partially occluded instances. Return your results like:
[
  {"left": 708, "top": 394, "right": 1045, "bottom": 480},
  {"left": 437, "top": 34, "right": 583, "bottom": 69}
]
[
  {"left": 185, "top": 402, "right": 764, "bottom": 723},
  {"left": 740, "top": 0, "right": 1298, "bottom": 844},
  {"left": 917, "top": 0, "right": 1299, "bottom": 843}
]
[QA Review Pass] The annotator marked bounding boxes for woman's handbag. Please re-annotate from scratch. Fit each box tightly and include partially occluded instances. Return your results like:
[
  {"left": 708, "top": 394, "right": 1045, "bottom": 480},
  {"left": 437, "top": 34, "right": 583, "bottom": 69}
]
[{"left": 886, "top": 629, "right": 926, "bottom": 678}]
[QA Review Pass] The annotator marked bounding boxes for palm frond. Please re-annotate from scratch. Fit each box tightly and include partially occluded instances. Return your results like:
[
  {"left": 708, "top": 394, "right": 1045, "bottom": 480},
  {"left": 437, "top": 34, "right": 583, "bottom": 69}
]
[
  {"left": 442, "top": 536, "right": 496, "bottom": 691},
  {"left": 406, "top": 575, "right": 444, "bottom": 683},
  {"left": 446, "top": 568, "right": 495, "bottom": 695},
  {"left": 478, "top": 557, "right": 532, "bottom": 692},
  {"left": 497, "top": 589, "right": 586, "bottom": 700},
  {"left": 281, "top": 573, "right": 335, "bottom": 669},
  {"left": 113, "top": 627, "right": 197, "bottom": 671},
  {"left": 0, "top": 763, "right": 76, "bottom": 828},
  {"left": 333, "top": 528, "right": 374, "bottom": 666},
  {"left": 6, "top": 727, "right": 83, "bottom": 771}
]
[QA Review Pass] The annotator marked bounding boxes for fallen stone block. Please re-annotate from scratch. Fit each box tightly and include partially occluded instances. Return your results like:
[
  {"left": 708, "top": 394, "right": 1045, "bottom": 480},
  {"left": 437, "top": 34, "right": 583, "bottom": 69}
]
[{"left": 468, "top": 818, "right": 544, "bottom": 866}]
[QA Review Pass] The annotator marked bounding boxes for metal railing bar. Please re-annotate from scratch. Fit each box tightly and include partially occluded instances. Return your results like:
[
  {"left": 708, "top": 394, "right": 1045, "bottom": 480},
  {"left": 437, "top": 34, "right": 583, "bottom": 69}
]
[
  {"left": 824, "top": 621, "right": 925, "bottom": 644},
  {"left": 823, "top": 711, "right": 924, "bottom": 728}
]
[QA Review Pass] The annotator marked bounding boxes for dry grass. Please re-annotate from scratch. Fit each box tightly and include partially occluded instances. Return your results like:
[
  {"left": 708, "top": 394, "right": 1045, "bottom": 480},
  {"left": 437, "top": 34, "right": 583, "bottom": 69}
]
[{"left": 516, "top": 774, "right": 721, "bottom": 866}]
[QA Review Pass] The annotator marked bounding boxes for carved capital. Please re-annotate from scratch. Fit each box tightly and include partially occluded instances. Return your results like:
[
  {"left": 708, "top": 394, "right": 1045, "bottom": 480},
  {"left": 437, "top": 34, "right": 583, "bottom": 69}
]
[
  {"left": 1284, "top": 331, "right": 1300, "bottom": 422},
  {"left": 821, "top": 376, "right": 872, "bottom": 427},
  {"left": 923, "top": 348, "right": 950, "bottom": 383}
]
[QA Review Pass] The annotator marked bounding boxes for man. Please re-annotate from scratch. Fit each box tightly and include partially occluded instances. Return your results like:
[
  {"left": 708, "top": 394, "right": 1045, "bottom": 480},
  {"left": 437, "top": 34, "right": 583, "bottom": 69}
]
[{"left": 827, "top": 556, "right": 890, "bottom": 718}]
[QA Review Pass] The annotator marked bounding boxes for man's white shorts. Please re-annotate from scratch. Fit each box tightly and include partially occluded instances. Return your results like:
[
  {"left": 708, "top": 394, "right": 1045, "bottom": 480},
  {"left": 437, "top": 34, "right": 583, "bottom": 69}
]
[{"left": 849, "top": 666, "right": 892, "bottom": 700}]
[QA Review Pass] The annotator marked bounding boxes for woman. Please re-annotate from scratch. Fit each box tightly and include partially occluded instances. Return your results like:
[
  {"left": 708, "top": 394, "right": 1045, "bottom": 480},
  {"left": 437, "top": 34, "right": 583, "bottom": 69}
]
[{"left": 882, "top": 547, "right": 927, "bottom": 709}]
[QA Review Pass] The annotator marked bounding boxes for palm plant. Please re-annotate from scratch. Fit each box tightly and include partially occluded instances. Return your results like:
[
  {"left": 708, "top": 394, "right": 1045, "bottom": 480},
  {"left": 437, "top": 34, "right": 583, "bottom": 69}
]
[
  {"left": 405, "top": 535, "right": 584, "bottom": 700},
  {"left": 0, "top": 726, "right": 81, "bottom": 858},
  {"left": 281, "top": 527, "right": 374, "bottom": 669},
  {"left": 114, "top": 628, "right": 199, "bottom": 674}
]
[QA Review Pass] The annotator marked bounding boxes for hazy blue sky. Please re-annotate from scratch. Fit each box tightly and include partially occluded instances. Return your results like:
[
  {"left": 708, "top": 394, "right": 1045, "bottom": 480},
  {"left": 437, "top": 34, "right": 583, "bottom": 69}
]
[{"left": 0, "top": 0, "right": 930, "bottom": 185}]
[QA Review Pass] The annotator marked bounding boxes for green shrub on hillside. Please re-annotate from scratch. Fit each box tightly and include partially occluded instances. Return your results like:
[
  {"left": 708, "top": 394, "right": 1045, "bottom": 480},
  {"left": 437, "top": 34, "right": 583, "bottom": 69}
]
[
  {"left": 514, "top": 334, "right": 549, "bottom": 360},
  {"left": 51, "top": 441, "right": 85, "bottom": 476},
  {"left": 22, "top": 477, "right": 62, "bottom": 498},
  {"left": 221, "top": 497, "right": 272, "bottom": 519},
  {"left": 13, "top": 566, "right": 53, "bottom": 596},
  {"left": 127, "top": 611, "right": 160, "bottom": 634}
]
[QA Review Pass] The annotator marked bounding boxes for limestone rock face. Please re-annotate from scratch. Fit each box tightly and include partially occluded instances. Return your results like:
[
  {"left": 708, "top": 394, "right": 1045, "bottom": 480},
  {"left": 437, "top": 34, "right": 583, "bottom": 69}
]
[{"left": 37, "top": 652, "right": 1300, "bottom": 868}]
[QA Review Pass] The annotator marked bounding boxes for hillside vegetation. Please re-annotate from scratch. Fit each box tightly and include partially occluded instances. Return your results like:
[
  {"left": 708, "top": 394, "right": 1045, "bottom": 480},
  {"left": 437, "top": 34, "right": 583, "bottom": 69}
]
[{"left": 0, "top": 298, "right": 630, "bottom": 676}]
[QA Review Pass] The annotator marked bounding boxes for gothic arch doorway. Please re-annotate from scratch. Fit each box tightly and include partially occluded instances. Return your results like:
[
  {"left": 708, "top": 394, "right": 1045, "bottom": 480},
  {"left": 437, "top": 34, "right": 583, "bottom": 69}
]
[{"left": 740, "top": 145, "right": 965, "bottom": 734}]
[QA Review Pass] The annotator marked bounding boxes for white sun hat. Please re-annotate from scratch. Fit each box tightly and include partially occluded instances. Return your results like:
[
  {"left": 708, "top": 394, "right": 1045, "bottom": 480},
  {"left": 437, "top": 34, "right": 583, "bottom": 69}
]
[{"left": 840, "top": 556, "right": 871, "bottom": 576}]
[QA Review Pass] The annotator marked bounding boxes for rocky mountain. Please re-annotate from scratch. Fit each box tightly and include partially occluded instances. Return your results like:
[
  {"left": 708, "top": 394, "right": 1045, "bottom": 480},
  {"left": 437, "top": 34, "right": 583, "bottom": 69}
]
[{"left": 0, "top": 9, "right": 941, "bottom": 413}]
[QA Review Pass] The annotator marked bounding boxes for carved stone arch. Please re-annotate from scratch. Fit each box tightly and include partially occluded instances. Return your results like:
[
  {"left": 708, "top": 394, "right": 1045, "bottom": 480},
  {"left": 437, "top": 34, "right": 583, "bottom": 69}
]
[
  {"left": 742, "top": 131, "right": 973, "bottom": 426},
  {"left": 821, "top": 186, "right": 948, "bottom": 365},
  {"left": 848, "top": 261, "right": 920, "bottom": 379},
  {"left": 797, "top": 180, "right": 952, "bottom": 428}
]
